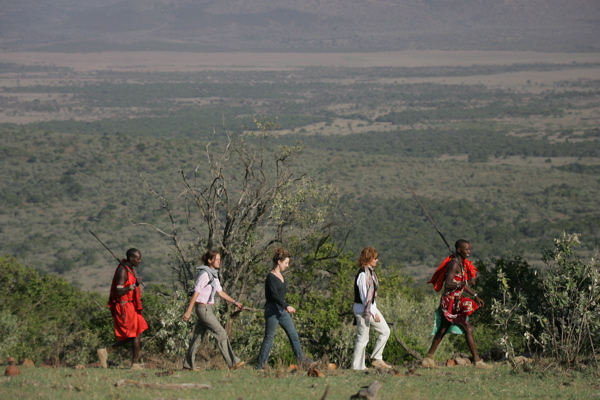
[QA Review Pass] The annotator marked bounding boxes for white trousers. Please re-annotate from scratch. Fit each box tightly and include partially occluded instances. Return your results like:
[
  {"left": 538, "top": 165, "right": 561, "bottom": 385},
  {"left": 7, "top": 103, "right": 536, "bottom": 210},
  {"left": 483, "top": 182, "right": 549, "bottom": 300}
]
[{"left": 352, "top": 311, "right": 390, "bottom": 370}]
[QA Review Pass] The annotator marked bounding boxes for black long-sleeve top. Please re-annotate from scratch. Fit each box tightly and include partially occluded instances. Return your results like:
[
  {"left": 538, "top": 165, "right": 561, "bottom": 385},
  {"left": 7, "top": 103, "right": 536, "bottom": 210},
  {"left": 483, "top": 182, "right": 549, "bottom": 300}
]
[{"left": 265, "top": 273, "right": 289, "bottom": 310}]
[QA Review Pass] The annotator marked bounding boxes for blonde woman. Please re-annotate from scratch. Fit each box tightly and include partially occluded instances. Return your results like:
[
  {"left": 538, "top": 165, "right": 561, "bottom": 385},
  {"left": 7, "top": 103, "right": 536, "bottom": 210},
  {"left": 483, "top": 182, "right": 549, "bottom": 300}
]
[{"left": 352, "top": 247, "right": 392, "bottom": 370}]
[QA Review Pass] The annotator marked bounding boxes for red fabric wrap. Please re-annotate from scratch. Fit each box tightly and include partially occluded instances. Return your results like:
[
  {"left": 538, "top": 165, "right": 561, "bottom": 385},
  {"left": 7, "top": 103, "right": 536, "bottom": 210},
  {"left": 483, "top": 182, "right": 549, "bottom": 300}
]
[
  {"left": 107, "top": 261, "right": 148, "bottom": 340},
  {"left": 440, "top": 272, "right": 479, "bottom": 325},
  {"left": 427, "top": 255, "right": 478, "bottom": 292}
]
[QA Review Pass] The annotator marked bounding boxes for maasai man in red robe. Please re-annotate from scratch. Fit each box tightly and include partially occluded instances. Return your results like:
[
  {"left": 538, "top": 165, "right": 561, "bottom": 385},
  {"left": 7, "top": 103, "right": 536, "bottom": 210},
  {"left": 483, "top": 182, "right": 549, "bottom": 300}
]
[
  {"left": 97, "top": 248, "right": 148, "bottom": 370},
  {"left": 422, "top": 240, "right": 492, "bottom": 369}
]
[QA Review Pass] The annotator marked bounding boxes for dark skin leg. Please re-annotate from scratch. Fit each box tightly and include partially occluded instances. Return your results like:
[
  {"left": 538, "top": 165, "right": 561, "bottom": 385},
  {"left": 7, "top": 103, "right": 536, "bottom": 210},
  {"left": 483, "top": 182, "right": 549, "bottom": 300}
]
[
  {"left": 463, "top": 321, "right": 481, "bottom": 361},
  {"left": 107, "top": 335, "right": 141, "bottom": 364},
  {"left": 425, "top": 318, "right": 481, "bottom": 362},
  {"left": 425, "top": 318, "right": 451, "bottom": 358},
  {"left": 428, "top": 248, "right": 484, "bottom": 362}
]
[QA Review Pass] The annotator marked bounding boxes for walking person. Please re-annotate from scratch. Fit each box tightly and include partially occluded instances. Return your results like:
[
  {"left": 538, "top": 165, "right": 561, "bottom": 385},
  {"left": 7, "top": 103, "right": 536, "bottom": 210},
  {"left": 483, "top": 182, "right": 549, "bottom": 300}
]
[
  {"left": 256, "top": 247, "right": 309, "bottom": 370},
  {"left": 352, "top": 246, "right": 392, "bottom": 370},
  {"left": 97, "top": 248, "right": 148, "bottom": 370},
  {"left": 422, "top": 239, "right": 492, "bottom": 369},
  {"left": 182, "top": 249, "right": 245, "bottom": 371}
]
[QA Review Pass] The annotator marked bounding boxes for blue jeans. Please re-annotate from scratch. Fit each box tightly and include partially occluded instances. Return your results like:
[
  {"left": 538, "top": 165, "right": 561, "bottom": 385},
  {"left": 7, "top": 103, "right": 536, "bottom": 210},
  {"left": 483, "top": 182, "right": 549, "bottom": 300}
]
[{"left": 256, "top": 303, "right": 305, "bottom": 369}]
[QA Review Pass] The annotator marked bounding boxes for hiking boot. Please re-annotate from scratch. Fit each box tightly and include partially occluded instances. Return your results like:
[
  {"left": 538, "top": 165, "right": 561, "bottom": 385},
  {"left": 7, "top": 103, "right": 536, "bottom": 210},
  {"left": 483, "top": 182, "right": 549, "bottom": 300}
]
[
  {"left": 421, "top": 357, "right": 437, "bottom": 368},
  {"left": 97, "top": 348, "right": 108, "bottom": 369},
  {"left": 474, "top": 360, "right": 492, "bottom": 369},
  {"left": 130, "top": 363, "right": 144, "bottom": 370},
  {"left": 182, "top": 366, "right": 200, "bottom": 371},
  {"left": 371, "top": 359, "right": 393, "bottom": 369},
  {"left": 230, "top": 361, "right": 246, "bottom": 370}
]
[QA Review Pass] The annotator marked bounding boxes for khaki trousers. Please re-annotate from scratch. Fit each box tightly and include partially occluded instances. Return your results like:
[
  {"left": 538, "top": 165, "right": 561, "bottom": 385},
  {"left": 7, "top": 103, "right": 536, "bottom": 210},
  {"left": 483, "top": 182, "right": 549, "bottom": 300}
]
[{"left": 183, "top": 303, "right": 240, "bottom": 369}]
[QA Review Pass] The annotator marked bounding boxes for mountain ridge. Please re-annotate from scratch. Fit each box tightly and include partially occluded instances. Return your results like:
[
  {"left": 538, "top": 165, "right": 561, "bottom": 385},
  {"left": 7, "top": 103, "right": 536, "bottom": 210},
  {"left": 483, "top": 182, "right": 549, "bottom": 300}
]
[{"left": 1, "top": 0, "right": 598, "bottom": 52}]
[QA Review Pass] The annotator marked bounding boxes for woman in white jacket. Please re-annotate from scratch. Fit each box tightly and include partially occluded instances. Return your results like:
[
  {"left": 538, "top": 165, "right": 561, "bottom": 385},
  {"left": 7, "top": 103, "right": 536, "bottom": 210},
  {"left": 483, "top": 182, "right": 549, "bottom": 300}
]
[{"left": 352, "top": 246, "right": 392, "bottom": 370}]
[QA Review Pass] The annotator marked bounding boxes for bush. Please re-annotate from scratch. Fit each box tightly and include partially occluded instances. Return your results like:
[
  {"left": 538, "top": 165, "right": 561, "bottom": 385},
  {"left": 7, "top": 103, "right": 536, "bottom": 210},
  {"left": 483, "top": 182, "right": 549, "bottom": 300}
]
[
  {"left": 482, "top": 234, "right": 600, "bottom": 368},
  {"left": 139, "top": 287, "right": 191, "bottom": 358},
  {"left": 537, "top": 233, "right": 600, "bottom": 366},
  {"left": 476, "top": 255, "right": 545, "bottom": 355},
  {"left": 0, "top": 256, "right": 111, "bottom": 364}
]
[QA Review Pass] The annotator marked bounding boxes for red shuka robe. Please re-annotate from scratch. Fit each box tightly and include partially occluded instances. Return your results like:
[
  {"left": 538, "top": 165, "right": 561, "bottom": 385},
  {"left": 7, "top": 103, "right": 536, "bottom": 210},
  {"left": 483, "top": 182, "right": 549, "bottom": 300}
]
[
  {"left": 427, "top": 255, "right": 478, "bottom": 292},
  {"left": 107, "top": 261, "right": 148, "bottom": 340},
  {"left": 439, "top": 268, "right": 478, "bottom": 325},
  {"left": 427, "top": 255, "right": 479, "bottom": 326}
]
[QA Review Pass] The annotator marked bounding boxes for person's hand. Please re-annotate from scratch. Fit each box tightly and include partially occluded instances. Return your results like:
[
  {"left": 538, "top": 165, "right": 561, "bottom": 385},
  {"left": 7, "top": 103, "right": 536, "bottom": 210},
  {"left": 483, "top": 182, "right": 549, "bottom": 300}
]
[
  {"left": 182, "top": 311, "right": 191, "bottom": 322},
  {"left": 373, "top": 313, "right": 381, "bottom": 322},
  {"left": 233, "top": 301, "right": 243, "bottom": 310},
  {"left": 286, "top": 306, "right": 296, "bottom": 314},
  {"left": 475, "top": 296, "right": 485, "bottom": 307},
  {"left": 136, "top": 275, "right": 143, "bottom": 286}
]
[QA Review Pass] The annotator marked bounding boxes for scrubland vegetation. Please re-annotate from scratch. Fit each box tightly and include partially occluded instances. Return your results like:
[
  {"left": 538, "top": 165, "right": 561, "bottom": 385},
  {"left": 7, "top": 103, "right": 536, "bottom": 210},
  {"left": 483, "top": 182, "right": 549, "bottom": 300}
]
[
  {"left": 0, "top": 232, "right": 598, "bottom": 399},
  {"left": 1, "top": 60, "right": 599, "bottom": 286},
  {"left": 0, "top": 57, "right": 598, "bottom": 399}
]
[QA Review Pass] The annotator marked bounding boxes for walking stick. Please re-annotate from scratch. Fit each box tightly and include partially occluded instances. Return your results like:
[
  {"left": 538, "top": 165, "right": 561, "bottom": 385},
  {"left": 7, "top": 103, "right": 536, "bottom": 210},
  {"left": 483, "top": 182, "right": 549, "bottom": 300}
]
[{"left": 408, "top": 187, "right": 455, "bottom": 256}]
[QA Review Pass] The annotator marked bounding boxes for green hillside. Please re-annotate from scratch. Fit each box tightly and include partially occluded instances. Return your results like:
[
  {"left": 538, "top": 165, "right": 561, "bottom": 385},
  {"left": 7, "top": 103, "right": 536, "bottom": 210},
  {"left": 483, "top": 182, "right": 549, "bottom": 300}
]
[{"left": 0, "top": 60, "right": 598, "bottom": 291}]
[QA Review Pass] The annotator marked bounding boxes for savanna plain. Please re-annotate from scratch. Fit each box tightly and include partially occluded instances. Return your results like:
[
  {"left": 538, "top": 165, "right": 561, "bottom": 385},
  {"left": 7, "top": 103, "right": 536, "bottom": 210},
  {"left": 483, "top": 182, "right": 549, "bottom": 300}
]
[
  {"left": 0, "top": 50, "right": 598, "bottom": 288},
  {"left": 1, "top": 50, "right": 599, "bottom": 399}
]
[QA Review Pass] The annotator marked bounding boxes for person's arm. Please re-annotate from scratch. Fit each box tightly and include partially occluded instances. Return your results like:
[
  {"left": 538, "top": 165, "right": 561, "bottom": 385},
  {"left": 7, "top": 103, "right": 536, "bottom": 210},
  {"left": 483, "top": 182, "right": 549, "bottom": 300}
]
[
  {"left": 463, "top": 280, "right": 485, "bottom": 307},
  {"left": 217, "top": 290, "right": 243, "bottom": 310},
  {"left": 182, "top": 272, "right": 209, "bottom": 321},
  {"left": 183, "top": 291, "right": 200, "bottom": 321},
  {"left": 114, "top": 267, "right": 136, "bottom": 296},
  {"left": 444, "top": 260, "right": 463, "bottom": 290},
  {"left": 356, "top": 272, "right": 367, "bottom": 305},
  {"left": 357, "top": 272, "right": 380, "bottom": 321},
  {"left": 446, "top": 261, "right": 484, "bottom": 307}
]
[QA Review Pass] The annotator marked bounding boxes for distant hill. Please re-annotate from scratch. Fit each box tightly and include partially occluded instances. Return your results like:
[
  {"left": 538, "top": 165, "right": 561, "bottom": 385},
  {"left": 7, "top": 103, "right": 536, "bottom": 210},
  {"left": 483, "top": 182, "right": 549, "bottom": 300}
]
[{"left": 1, "top": 0, "right": 599, "bottom": 52}]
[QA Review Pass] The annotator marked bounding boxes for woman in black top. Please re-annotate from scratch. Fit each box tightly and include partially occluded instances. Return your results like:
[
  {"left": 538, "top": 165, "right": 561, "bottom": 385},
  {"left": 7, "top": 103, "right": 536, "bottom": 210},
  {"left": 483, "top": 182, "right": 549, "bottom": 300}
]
[{"left": 256, "top": 247, "right": 307, "bottom": 369}]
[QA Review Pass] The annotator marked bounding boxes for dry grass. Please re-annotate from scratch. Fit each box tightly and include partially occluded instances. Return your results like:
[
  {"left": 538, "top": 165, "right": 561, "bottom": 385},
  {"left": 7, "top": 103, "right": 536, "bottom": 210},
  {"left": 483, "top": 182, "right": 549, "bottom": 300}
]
[
  {"left": 1, "top": 50, "right": 598, "bottom": 126},
  {"left": 1, "top": 359, "right": 598, "bottom": 400}
]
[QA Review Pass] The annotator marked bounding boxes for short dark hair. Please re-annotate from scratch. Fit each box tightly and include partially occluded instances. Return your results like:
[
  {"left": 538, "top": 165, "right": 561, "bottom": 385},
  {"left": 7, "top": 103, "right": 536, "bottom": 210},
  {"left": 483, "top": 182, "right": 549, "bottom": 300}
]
[
  {"left": 455, "top": 239, "right": 470, "bottom": 251},
  {"left": 201, "top": 249, "right": 221, "bottom": 266},
  {"left": 126, "top": 248, "right": 140, "bottom": 261}
]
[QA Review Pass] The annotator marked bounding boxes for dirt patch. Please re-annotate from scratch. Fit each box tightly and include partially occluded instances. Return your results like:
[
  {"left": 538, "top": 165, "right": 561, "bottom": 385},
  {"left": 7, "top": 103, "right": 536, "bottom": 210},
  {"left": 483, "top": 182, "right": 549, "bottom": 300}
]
[{"left": 2, "top": 50, "right": 599, "bottom": 72}]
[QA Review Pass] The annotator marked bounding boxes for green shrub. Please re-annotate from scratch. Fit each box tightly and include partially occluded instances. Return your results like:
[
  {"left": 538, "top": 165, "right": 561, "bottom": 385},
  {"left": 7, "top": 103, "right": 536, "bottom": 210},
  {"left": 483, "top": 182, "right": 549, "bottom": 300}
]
[
  {"left": 476, "top": 255, "right": 545, "bottom": 355},
  {"left": 537, "top": 233, "right": 600, "bottom": 365},
  {"left": 0, "top": 256, "right": 111, "bottom": 364}
]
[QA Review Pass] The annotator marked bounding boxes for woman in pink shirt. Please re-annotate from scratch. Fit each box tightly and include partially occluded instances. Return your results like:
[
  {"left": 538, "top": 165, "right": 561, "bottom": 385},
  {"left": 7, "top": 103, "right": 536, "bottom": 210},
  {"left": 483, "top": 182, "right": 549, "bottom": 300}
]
[{"left": 182, "top": 249, "right": 245, "bottom": 371}]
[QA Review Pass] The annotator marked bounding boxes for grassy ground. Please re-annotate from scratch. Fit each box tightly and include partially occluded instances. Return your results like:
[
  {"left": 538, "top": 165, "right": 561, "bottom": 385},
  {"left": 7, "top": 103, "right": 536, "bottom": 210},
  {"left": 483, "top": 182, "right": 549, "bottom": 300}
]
[{"left": 1, "top": 361, "right": 598, "bottom": 400}]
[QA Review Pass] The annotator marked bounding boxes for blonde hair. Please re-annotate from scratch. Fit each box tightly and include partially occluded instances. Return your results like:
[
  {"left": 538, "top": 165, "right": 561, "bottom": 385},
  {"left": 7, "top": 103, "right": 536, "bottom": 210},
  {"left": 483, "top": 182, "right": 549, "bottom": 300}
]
[{"left": 358, "top": 247, "right": 378, "bottom": 267}]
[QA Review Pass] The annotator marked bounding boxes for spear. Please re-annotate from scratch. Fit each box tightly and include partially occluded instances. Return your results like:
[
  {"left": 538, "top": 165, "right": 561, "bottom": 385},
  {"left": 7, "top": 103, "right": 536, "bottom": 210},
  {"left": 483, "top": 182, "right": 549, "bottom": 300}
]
[
  {"left": 89, "top": 230, "right": 122, "bottom": 264},
  {"left": 408, "top": 187, "right": 455, "bottom": 256},
  {"left": 89, "top": 230, "right": 146, "bottom": 288}
]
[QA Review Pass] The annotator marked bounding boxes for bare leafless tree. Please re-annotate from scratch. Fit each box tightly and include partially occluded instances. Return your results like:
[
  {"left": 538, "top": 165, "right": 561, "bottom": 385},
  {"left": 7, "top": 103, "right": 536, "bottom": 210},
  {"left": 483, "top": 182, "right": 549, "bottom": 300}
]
[{"left": 133, "top": 117, "right": 348, "bottom": 306}]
